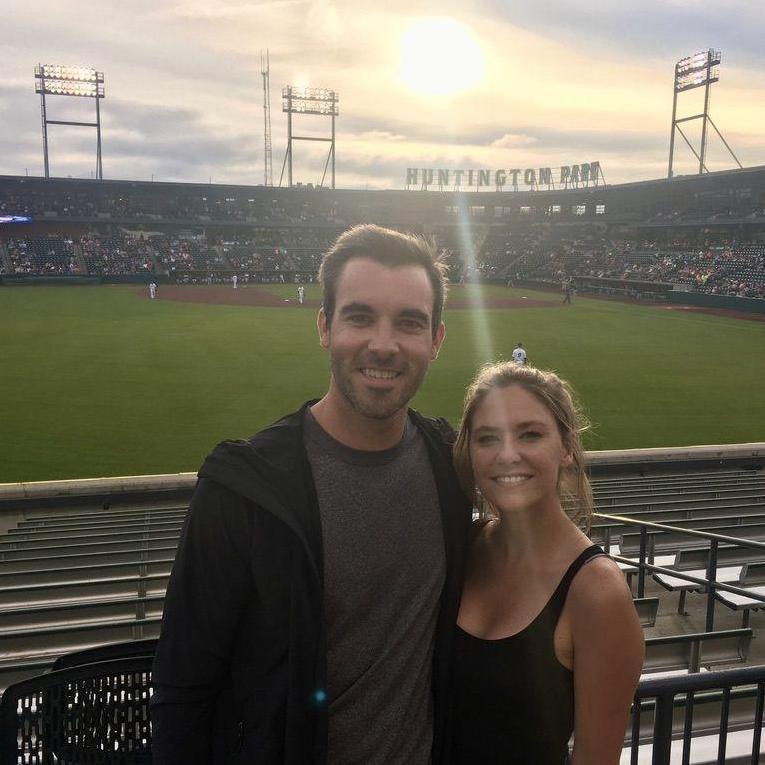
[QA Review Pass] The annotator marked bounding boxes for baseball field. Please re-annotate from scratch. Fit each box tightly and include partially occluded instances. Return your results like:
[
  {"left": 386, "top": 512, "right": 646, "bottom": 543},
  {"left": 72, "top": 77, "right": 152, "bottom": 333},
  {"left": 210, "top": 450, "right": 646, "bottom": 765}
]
[{"left": 1, "top": 282, "right": 764, "bottom": 483}]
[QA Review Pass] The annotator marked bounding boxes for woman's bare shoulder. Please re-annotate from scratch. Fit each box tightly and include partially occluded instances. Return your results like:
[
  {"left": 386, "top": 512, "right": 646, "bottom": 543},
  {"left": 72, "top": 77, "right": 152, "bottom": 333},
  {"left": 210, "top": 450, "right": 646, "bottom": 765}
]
[{"left": 567, "top": 553, "right": 634, "bottom": 613}]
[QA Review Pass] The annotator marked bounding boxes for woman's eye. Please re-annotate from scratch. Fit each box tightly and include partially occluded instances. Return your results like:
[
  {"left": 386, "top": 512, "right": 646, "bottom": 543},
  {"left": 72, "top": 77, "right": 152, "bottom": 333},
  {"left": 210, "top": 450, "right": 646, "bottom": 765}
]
[
  {"left": 476, "top": 435, "right": 498, "bottom": 444},
  {"left": 520, "top": 431, "right": 542, "bottom": 440}
]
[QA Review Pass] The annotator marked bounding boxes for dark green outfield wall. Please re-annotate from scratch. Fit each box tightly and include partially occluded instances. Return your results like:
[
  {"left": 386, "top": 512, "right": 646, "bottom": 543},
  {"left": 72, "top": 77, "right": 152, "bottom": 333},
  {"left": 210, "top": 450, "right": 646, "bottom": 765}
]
[{"left": 666, "top": 291, "right": 765, "bottom": 314}]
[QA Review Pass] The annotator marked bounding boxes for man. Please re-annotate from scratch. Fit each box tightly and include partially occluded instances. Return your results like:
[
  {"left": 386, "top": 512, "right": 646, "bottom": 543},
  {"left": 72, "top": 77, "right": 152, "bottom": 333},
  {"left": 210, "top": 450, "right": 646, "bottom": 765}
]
[
  {"left": 511, "top": 341, "right": 527, "bottom": 365},
  {"left": 148, "top": 281, "right": 157, "bottom": 300},
  {"left": 232, "top": 273, "right": 238, "bottom": 289},
  {"left": 298, "top": 284, "right": 305, "bottom": 304},
  {"left": 151, "top": 224, "right": 471, "bottom": 764}
]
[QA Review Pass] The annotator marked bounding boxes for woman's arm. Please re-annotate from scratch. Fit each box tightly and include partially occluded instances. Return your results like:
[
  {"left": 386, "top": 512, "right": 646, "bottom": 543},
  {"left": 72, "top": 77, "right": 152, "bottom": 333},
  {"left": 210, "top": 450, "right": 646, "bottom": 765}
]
[{"left": 568, "top": 557, "right": 644, "bottom": 765}]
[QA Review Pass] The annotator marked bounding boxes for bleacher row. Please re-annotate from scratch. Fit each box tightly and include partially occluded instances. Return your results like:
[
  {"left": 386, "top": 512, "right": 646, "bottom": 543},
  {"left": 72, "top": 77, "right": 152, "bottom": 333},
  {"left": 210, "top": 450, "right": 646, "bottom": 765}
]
[
  {"left": 2, "top": 466, "right": 765, "bottom": 762},
  {"left": 2, "top": 231, "right": 333, "bottom": 278},
  {"left": 2, "top": 230, "right": 765, "bottom": 299}
]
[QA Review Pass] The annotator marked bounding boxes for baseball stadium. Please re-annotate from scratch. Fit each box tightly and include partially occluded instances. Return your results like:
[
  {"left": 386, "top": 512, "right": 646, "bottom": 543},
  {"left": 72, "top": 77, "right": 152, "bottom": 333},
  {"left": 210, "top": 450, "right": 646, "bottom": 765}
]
[{"left": 1, "top": 17, "right": 765, "bottom": 765}]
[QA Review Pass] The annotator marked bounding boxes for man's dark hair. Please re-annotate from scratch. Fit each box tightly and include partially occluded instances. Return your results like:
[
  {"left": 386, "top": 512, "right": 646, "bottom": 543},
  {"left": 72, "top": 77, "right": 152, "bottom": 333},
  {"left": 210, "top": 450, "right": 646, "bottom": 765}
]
[{"left": 318, "top": 224, "right": 448, "bottom": 337}]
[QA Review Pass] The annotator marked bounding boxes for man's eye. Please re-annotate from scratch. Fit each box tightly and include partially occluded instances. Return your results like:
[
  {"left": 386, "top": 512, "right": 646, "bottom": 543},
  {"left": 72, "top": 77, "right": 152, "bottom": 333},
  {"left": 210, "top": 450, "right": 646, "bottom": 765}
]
[
  {"left": 400, "top": 319, "right": 426, "bottom": 331},
  {"left": 347, "top": 314, "right": 372, "bottom": 325}
]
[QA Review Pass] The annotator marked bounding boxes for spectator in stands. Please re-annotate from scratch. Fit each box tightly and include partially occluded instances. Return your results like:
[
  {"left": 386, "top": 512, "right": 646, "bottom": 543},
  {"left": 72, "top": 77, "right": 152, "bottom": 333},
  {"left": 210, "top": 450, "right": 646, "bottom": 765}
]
[
  {"left": 450, "top": 363, "right": 643, "bottom": 764},
  {"left": 151, "top": 224, "right": 471, "bottom": 765}
]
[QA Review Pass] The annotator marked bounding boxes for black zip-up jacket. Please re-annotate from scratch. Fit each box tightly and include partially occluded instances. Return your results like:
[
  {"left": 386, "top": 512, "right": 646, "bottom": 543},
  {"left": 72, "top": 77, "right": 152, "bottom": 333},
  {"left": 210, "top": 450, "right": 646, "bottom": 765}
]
[{"left": 151, "top": 402, "right": 471, "bottom": 764}]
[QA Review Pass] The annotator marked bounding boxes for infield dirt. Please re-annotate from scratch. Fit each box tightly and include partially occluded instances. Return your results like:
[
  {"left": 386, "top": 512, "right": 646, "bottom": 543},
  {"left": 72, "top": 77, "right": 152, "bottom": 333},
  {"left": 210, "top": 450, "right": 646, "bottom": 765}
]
[{"left": 141, "top": 285, "right": 555, "bottom": 310}]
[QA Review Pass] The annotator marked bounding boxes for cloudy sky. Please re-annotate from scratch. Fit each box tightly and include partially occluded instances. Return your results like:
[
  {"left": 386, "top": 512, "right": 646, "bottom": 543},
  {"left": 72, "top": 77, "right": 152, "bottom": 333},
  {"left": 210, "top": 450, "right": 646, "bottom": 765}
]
[{"left": 1, "top": 0, "right": 763, "bottom": 189}]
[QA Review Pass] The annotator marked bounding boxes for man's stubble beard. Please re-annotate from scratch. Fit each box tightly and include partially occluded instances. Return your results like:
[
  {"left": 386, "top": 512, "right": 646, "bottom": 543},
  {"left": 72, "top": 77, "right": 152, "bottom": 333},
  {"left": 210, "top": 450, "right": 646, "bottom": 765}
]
[{"left": 329, "top": 353, "right": 428, "bottom": 421}]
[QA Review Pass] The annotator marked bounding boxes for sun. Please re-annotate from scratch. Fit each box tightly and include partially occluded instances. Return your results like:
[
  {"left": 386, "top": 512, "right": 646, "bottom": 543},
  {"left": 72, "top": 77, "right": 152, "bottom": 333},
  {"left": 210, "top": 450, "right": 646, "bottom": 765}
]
[{"left": 398, "top": 17, "right": 485, "bottom": 99}]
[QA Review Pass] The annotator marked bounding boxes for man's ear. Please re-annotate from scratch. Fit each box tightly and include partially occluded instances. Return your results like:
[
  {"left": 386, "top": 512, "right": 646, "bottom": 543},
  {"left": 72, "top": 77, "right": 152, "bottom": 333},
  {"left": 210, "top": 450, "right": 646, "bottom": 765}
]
[
  {"left": 317, "top": 308, "right": 330, "bottom": 349},
  {"left": 430, "top": 321, "right": 446, "bottom": 360}
]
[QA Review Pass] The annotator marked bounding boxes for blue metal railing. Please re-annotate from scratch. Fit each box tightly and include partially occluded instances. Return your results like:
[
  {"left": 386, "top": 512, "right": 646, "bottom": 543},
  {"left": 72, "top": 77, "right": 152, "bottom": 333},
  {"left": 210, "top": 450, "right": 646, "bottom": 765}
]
[{"left": 630, "top": 664, "right": 765, "bottom": 765}]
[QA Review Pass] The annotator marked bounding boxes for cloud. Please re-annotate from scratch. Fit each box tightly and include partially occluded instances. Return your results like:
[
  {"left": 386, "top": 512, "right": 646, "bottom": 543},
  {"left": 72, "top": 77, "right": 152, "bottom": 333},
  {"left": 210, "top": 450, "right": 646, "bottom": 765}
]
[
  {"left": 0, "top": 0, "right": 762, "bottom": 187},
  {"left": 348, "top": 130, "right": 407, "bottom": 142},
  {"left": 490, "top": 133, "right": 538, "bottom": 148}
]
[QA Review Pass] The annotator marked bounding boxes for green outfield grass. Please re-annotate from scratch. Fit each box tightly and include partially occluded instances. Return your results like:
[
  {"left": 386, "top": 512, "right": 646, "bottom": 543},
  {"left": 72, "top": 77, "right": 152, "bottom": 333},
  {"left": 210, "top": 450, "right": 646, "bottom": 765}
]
[{"left": 1, "top": 283, "right": 764, "bottom": 483}]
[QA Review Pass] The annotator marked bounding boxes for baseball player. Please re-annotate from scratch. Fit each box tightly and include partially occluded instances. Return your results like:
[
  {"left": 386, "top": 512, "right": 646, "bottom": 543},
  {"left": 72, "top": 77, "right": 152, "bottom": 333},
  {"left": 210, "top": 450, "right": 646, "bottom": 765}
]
[{"left": 511, "top": 342, "right": 527, "bottom": 365}]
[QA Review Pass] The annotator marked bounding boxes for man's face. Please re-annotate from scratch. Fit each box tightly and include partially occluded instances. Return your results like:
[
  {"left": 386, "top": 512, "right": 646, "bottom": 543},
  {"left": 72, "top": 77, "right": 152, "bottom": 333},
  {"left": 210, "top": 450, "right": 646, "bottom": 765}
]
[{"left": 318, "top": 257, "right": 445, "bottom": 421}]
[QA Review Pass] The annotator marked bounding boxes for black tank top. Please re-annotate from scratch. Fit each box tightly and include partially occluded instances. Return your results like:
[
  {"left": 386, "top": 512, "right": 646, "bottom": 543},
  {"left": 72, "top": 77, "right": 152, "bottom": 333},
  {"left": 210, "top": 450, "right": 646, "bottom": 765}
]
[{"left": 451, "top": 544, "right": 605, "bottom": 765}]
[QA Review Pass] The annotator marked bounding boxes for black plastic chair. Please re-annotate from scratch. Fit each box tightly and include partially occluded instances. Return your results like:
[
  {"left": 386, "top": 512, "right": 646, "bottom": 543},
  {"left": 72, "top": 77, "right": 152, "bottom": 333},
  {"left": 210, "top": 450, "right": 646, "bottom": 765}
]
[
  {"left": 52, "top": 638, "right": 158, "bottom": 671},
  {"left": 0, "top": 655, "right": 154, "bottom": 764}
]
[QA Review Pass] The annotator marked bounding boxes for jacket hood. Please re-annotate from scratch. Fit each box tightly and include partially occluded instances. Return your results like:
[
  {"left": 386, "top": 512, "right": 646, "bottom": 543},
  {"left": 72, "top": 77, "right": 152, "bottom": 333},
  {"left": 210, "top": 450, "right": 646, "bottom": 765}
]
[{"left": 198, "top": 401, "right": 321, "bottom": 555}]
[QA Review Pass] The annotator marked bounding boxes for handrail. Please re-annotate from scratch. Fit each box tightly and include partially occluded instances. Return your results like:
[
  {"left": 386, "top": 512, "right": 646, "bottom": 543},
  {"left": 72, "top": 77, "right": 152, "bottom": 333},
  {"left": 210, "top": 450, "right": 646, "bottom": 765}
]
[
  {"left": 596, "top": 512, "right": 765, "bottom": 550},
  {"left": 610, "top": 555, "right": 765, "bottom": 603},
  {"left": 631, "top": 664, "right": 765, "bottom": 765},
  {"left": 595, "top": 512, "right": 765, "bottom": 630}
]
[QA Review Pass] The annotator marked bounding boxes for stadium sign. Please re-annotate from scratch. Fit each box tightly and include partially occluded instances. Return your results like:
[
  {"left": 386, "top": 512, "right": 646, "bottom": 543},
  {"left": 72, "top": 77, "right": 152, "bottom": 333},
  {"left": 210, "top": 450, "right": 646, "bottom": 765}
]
[
  {"left": 405, "top": 162, "right": 601, "bottom": 190},
  {"left": 0, "top": 215, "right": 33, "bottom": 224}
]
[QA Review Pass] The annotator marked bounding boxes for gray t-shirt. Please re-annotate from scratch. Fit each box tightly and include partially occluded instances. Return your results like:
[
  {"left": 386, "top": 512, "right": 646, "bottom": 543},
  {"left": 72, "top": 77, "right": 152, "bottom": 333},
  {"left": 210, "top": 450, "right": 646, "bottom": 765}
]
[{"left": 304, "top": 409, "right": 446, "bottom": 765}]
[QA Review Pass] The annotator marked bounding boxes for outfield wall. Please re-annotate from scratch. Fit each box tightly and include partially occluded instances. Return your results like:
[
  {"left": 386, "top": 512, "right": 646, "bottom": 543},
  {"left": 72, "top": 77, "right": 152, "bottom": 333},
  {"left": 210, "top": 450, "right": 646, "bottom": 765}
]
[
  {"left": 513, "top": 277, "right": 765, "bottom": 313},
  {"left": 666, "top": 291, "right": 765, "bottom": 314}
]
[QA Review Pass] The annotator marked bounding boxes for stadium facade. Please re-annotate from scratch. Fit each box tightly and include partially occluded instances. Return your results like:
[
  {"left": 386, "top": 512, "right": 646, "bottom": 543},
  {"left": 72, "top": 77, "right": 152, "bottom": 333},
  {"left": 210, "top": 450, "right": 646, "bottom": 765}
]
[{"left": 1, "top": 166, "right": 764, "bottom": 310}]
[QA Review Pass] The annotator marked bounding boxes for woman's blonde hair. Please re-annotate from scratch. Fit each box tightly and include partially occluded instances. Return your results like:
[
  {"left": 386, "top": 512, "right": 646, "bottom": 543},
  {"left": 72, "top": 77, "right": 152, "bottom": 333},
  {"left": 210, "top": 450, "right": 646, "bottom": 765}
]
[{"left": 453, "top": 363, "right": 593, "bottom": 531}]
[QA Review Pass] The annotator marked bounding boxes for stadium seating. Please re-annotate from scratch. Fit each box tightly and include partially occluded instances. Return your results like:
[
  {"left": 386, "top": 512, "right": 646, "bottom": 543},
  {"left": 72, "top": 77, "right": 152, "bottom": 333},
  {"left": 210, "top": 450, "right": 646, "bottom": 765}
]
[
  {"left": 2, "top": 168, "right": 765, "bottom": 298},
  {"left": 642, "top": 628, "right": 752, "bottom": 675},
  {"left": 0, "top": 503, "right": 185, "bottom": 691},
  {"left": 6, "top": 236, "right": 79, "bottom": 275},
  {"left": 3, "top": 222, "right": 765, "bottom": 296},
  {"left": 80, "top": 233, "right": 156, "bottom": 275}
]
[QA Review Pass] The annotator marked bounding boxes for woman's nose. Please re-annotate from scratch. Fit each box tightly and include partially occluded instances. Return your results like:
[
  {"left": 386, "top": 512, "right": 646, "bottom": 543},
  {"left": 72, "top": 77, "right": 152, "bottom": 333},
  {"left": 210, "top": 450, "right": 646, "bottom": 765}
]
[{"left": 496, "top": 437, "right": 521, "bottom": 463}]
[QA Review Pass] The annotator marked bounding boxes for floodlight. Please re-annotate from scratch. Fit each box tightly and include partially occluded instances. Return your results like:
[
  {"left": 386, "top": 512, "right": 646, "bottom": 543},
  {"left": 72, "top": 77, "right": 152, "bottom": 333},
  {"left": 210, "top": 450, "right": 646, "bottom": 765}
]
[
  {"left": 35, "top": 65, "right": 105, "bottom": 98},
  {"left": 282, "top": 86, "right": 339, "bottom": 116},
  {"left": 668, "top": 49, "right": 740, "bottom": 178},
  {"left": 677, "top": 52, "right": 708, "bottom": 72},
  {"left": 34, "top": 62, "right": 105, "bottom": 179},
  {"left": 673, "top": 50, "right": 720, "bottom": 94},
  {"left": 280, "top": 84, "right": 339, "bottom": 188},
  {"left": 41, "top": 64, "right": 99, "bottom": 82}
]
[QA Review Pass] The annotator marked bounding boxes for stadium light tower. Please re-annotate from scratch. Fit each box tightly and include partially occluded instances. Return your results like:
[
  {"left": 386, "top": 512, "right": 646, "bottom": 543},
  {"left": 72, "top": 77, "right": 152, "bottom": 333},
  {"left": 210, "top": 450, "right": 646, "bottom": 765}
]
[
  {"left": 279, "top": 86, "right": 339, "bottom": 189},
  {"left": 667, "top": 50, "right": 741, "bottom": 179},
  {"left": 34, "top": 64, "right": 105, "bottom": 180},
  {"left": 261, "top": 50, "right": 273, "bottom": 186}
]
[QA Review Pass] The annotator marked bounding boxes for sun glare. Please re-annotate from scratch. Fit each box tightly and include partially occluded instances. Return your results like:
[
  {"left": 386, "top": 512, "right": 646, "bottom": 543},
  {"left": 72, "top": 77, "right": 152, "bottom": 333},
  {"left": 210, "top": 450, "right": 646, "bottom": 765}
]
[{"left": 399, "top": 17, "right": 485, "bottom": 99}]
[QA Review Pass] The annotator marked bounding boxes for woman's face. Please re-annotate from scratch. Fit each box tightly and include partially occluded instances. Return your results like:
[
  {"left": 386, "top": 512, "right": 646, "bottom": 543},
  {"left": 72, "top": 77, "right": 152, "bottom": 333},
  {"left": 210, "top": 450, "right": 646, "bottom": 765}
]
[{"left": 469, "top": 384, "right": 572, "bottom": 516}]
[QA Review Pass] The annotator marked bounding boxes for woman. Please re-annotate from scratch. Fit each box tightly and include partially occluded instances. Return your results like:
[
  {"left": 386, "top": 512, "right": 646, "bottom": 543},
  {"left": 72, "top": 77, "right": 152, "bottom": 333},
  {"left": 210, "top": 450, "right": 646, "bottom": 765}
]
[{"left": 450, "top": 362, "right": 643, "bottom": 765}]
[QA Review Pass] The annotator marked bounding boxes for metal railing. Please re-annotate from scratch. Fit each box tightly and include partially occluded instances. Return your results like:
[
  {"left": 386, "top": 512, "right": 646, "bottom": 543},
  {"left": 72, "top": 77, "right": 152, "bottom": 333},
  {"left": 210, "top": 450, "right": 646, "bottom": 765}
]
[
  {"left": 629, "top": 664, "right": 765, "bottom": 765},
  {"left": 595, "top": 512, "right": 765, "bottom": 631}
]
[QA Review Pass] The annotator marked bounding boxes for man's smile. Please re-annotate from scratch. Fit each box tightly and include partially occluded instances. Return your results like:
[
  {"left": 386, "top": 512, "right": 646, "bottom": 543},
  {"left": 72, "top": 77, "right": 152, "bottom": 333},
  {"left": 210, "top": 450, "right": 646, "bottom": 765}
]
[{"left": 360, "top": 368, "right": 402, "bottom": 380}]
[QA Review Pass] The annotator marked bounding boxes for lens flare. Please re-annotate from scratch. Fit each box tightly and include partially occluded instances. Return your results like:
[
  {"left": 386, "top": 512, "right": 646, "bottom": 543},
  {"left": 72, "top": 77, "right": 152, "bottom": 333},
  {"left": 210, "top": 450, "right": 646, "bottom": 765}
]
[{"left": 454, "top": 194, "right": 494, "bottom": 363}]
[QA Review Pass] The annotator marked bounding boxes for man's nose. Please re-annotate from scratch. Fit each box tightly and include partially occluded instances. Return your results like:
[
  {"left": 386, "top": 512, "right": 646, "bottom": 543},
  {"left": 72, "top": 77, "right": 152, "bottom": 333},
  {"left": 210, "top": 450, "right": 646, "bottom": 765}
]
[{"left": 367, "top": 322, "right": 399, "bottom": 356}]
